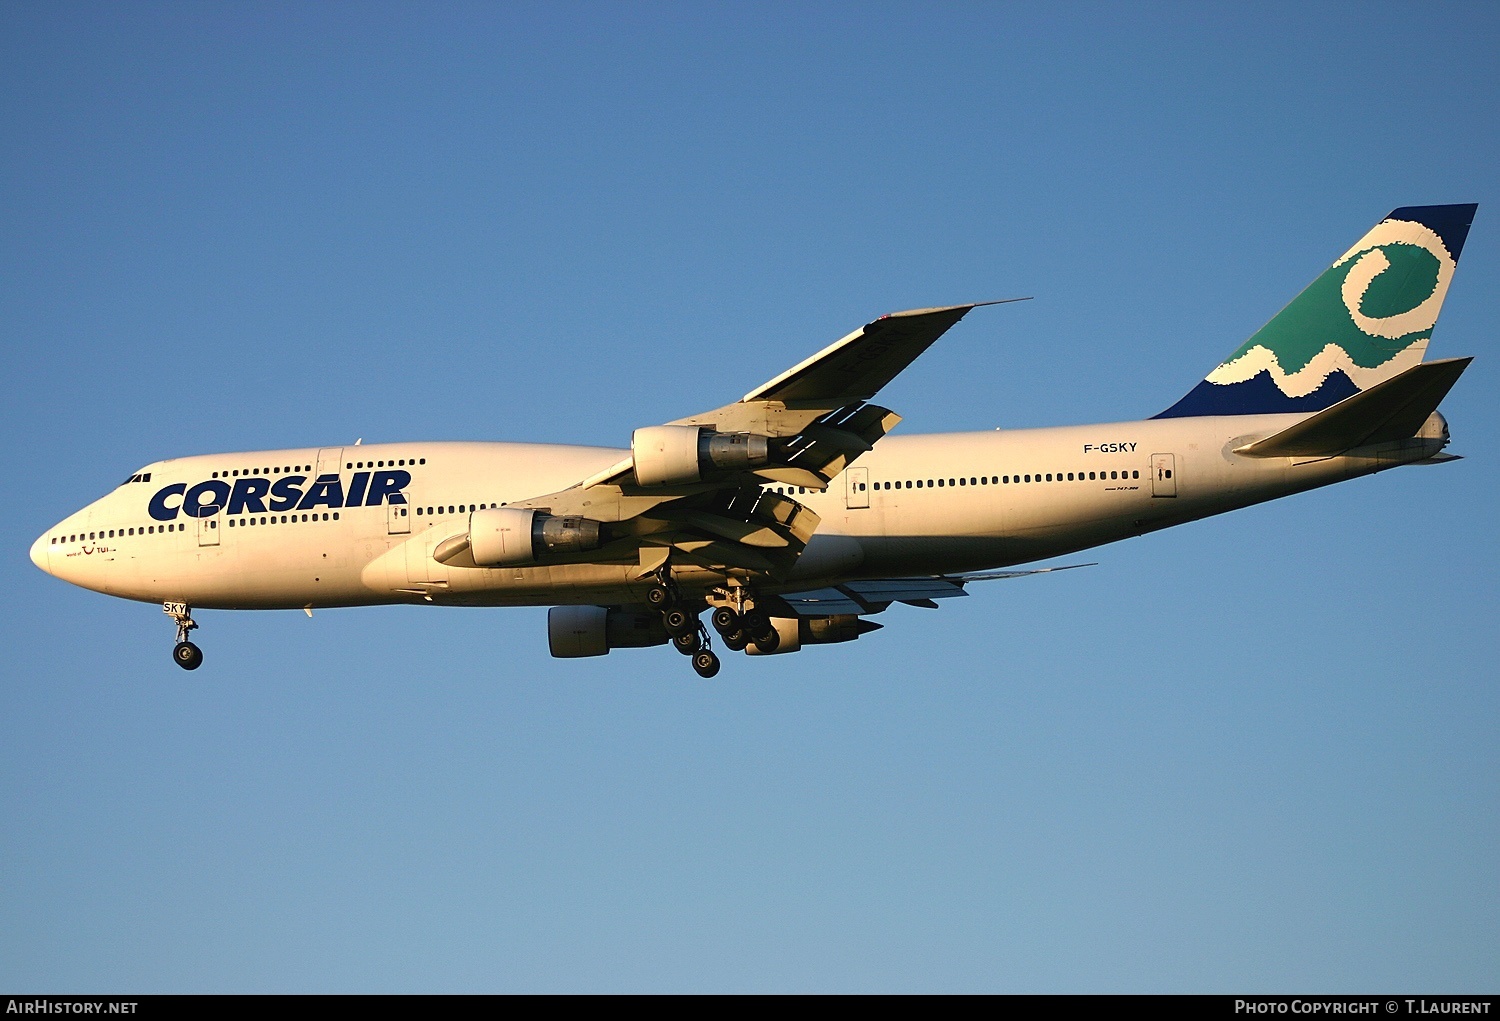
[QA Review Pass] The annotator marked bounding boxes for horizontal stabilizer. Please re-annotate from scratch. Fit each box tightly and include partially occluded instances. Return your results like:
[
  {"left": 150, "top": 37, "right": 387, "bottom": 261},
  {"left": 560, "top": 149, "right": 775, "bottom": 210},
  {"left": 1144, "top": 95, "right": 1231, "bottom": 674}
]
[{"left": 1234, "top": 357, "right": 1471, "bottom": 458}]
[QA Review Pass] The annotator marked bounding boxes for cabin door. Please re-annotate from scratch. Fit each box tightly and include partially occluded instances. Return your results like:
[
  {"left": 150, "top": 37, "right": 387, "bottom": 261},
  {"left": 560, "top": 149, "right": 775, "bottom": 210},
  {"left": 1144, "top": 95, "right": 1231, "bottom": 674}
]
[
  {"left": 387, "top": 502, "right": 411, "bottom": 535},
  {"left": 197, "top": 504, "right": 222, "bottom": 546},
  {"left": 315, "top": 446, "right": 344, "bottom": 479},
  {"left": 1151, "top": 453, "right": 1178, "bottom": 497},
  {"left": 846, "top": 467, "right": 870, "bottom": 509}
]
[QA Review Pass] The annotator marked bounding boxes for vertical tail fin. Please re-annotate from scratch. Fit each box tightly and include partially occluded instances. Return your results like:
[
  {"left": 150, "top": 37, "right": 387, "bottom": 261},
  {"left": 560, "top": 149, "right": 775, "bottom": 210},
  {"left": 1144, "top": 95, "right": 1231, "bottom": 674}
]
[{"left": 1155, "top": 204, "right": 1476, "bottom": 418}]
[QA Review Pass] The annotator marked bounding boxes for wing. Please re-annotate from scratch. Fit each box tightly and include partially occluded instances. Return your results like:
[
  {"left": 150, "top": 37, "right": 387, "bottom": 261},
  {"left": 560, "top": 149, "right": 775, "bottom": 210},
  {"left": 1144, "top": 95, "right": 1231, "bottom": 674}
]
[
  {"left": 672, "top": 298, "right": 1028, "bottom": 486},
  {"left": 770, "top": 564, "right": 1096, "bottom": 615},
  {"left": 435, "top": 301, "right": 1024, "bottom": 581},
  {"left": 741, "top": 302, "right": 1009, "bottom": 405}
]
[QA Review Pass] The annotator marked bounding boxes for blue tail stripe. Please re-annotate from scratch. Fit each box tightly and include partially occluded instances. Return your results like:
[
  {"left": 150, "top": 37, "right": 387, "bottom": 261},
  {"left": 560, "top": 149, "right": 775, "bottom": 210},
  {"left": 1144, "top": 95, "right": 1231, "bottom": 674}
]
[{"left": 1154, "top": 370, "right": 1360, "bottom": 419}]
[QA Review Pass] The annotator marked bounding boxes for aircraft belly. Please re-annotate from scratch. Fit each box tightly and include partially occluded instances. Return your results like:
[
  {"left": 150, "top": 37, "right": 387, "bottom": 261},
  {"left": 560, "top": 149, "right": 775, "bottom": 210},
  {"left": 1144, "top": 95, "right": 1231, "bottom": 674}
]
[
  {"left": 853, "top": 535, "right": 1012, "bottom": 576},
  {"left": 437, "top": 563, "right": 643, "bottom": 607},
  {"left": 786, "top": 534, "right": 865, "bottom": 580}
]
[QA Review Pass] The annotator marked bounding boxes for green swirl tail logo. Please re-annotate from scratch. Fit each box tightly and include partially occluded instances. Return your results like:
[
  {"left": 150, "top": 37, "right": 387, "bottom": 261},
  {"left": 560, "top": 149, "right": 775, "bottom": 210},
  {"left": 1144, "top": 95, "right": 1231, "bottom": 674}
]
[{"left": 1156, "top": 204, "right": 1475, "bottom": 419}]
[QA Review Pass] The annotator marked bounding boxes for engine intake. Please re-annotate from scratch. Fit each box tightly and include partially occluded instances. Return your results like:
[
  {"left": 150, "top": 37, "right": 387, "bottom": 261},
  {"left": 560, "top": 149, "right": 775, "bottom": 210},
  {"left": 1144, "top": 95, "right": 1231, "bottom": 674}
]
[
  {"left": 548, "top": 606, "right": 669, "bottom": 658},
  {"left": 632, "top": 425, "right": 770, "bottom": 486},
  {"left": 469, "top": 507, "right": 603, "bottom": 567}
]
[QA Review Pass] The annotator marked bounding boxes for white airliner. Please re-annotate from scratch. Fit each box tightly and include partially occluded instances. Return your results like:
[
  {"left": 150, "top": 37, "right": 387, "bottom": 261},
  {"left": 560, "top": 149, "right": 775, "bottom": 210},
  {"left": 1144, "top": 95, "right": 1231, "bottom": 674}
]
[{"left": 31, "top": 204, "right": 1476, "bottom": 677}]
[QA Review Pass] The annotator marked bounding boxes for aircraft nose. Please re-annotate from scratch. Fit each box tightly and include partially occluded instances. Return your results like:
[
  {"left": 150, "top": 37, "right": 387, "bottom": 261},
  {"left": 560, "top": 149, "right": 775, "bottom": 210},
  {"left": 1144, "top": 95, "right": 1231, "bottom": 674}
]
[{"left": 29, "top": 531, "right": 52, "bottom": 575}]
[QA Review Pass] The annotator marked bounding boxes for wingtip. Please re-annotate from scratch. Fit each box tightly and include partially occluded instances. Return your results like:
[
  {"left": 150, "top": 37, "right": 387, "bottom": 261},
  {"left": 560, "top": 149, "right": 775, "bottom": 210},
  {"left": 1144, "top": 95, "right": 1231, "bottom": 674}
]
[{"left": 881, "top": 297, "right": 1032, "bottom": 319}]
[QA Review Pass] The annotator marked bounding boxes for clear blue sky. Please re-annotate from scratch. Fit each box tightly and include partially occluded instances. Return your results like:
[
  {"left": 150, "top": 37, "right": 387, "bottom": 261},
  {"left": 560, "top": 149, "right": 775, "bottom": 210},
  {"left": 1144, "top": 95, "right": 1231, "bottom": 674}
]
[{"left": 3, "top": 1, "right": 1496, "bottom": 993}]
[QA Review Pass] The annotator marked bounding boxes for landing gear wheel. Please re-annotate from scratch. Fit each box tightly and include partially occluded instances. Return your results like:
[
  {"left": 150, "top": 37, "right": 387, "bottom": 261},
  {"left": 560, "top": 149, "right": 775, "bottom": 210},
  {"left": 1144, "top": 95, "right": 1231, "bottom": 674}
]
[
  {"left": 750, "top": 628, "right": 781, "bottom": 654},
  {"left": 163, "top": 602, "right": 201, "bottom": 670},
  {"left": 722, "top": 629, "right": 749, "bottom": 652},
  {"left": 646, "top": 585, "right": 672, "bottom": 609},
  {"left": 663, "top": 607, "right": 696, "bottom": 637},
  {"left": 673, "top": 629, "right": 703, "bottom": 655},
  {"left": 738, "top": 607, "right": 778, "bottom": 651},
  {"left": 711, "top": 606, "right": 741, "bottom": 634},
  {"left": 173, "top": 641, "right": 203, "bottom": 671},
  {"left": 692, "top": 650, "right": 721, "bottom": 678}
]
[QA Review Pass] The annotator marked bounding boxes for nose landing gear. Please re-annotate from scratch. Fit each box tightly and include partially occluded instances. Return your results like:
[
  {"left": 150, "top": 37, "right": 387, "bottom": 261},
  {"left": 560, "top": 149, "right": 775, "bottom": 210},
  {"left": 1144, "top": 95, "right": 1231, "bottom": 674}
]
[
  {"left": 173, "top": 641, "right": 203, "bottom": 670},
  {"left": 163, "top": 602, "right": 202, "bottom": 670}
]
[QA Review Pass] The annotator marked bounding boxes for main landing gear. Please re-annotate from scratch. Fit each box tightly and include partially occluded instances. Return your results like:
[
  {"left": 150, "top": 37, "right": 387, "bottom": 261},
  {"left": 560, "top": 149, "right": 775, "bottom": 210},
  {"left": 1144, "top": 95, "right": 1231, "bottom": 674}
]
[
  {"left": 651, "top": 580, "right": 720, "bottom": 678},
  {"left": 710, "top": 604, "right": 779, "bottom": 654},
  {"left": 163, "top": 601, "right": 203, "bottom": 670},
  {"left": 649, "top": 573, "right": 789, "bottom": 676}
]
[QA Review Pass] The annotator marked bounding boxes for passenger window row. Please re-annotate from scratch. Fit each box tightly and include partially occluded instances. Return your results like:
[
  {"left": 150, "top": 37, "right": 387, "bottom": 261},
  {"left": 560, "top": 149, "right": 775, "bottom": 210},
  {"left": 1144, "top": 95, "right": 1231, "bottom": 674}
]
[
  {"left": 416, "top": 503, "right": 498, "bottom": 517},
  {"left": 50, "top": 511, "right": 350, "bottom": 545},
  {"left": 227, "top": 513, "right": 339, "bottom": 527},
  {"left": 347, "top": 458, "right": 425, "bottom": 469},
  {"left": 52, "top": 523, "right": 186, "bottom": 544},
  {"left": 213, "top": 464, "right": 312, "bottom": 479},
  {"left": 211, "top": 457, "right": 429, "bottom": 480},
  {"left": 866, "top": 470, "right": 1141, "bottom": 489},
  {"left": 51, "top": 501, "right": 492, "bottom": 545},
  {"left": 772, "top": 469, "right": 1142, "bottom": 497}
]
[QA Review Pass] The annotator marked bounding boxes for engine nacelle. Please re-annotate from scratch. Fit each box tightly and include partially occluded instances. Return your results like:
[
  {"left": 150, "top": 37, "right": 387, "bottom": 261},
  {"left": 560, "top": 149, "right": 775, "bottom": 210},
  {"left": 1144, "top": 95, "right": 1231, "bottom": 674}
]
[
  {"left": 469, "top": 507, "right": 602, "bottom": 567},
  {"left": 744, "top": 614, "right": 882, "bottom": 655},
  {"left": 631, "top": 425, "right": 770, "bottom": 486},
  {"left": 548, "top": 606, "right": 669, "bottom": 658}
]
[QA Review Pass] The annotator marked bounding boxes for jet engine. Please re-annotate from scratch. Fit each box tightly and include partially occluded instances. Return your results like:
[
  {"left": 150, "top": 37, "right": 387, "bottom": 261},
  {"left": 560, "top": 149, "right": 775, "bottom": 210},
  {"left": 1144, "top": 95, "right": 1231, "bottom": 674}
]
[
  {"left": 548, "top": 606, "right": 669, "bottom": 658},
  {"left": 743, "top": 614, "right": 883, "bottom": 655},
  {"left": 631, "top": 425, "right": 771, "bottom": 486},
  {"left": 469, "top": 507, "right": 602, "bottom": 567}
]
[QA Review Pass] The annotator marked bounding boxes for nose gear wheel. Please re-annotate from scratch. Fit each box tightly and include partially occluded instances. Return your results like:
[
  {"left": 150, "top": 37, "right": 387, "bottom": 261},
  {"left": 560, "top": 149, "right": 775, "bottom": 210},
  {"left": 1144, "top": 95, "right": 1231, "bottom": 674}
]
[{"left": 163, "top": 602, "right": 203, "bottom": 671}]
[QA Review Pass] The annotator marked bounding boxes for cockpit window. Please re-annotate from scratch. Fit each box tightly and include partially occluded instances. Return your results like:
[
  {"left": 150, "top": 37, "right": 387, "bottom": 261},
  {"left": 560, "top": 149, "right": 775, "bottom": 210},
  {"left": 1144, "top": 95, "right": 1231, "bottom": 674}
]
[{"left": 122, "top": 471, "right": 153, "bottom": 485}]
